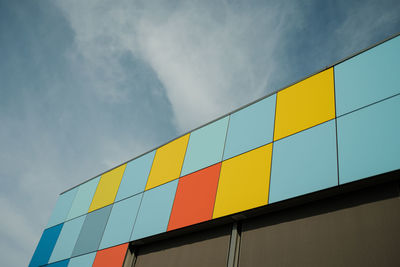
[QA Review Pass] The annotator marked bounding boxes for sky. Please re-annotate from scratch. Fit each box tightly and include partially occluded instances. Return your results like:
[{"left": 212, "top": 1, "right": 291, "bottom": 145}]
[{"left": 0, "top": 0, "right": 399, "bottom": 266}]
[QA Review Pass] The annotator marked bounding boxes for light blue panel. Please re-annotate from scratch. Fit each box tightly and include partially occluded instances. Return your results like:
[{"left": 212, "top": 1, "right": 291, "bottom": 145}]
[
  {"left": 335, "top": 35, "right": 400, "bottom": 116},
  {"left": 71, "top": 205, "right": 112, "bottom": 257},
  {"left": 67, "top": 177, "right": 100, "bottom": 220},
  {"left": 48, "top": 216, "right": 85, "bottom": 263},
  {"left": 47, "top": 188, "right": 78, "bottom": 228},
  {"left": 46, "top": 259, "right": 69, "bottom": 267},
  {"left": 67, "top": 252, "right": 96, "bottom": 267},
  {"left": 224, "top": 94, "right": 276, "bottom": 160},
  {"left": 181, "top": 117, "right": 229, "bottom": 176},
  {"left": 269, "top": 120, "right": 338, "bottom": 203},
  {"left": 131, "top": 180, "right": 178, "bottom": 241},
  {"left": 29, "top": 224, "right": 63, "bottom": 267},
  {"left": 99, "top": 194, "right": 142, "bottom": 249},
  {"left": 115, "top": 151, "right": 155, "bottom": 201},
  {"left": 337, "top": 94, "right": 400, "bottom": 184}
]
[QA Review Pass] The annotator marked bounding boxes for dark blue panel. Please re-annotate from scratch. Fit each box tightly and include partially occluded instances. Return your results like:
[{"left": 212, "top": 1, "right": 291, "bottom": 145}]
[{"left": 29, "top": 224, "right": 63, "bottom": 267}]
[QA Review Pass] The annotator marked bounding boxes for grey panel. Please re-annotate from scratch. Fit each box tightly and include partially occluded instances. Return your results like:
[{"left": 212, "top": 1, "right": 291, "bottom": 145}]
[
  {"left": 239, "top": 182, "right": 400, "bottom": 267},
  {"left": 134, "top": 225, "right": 231, "bottom": 267},
  {"left": 72, "top": 205, "right": 112, "bottom": 257}
]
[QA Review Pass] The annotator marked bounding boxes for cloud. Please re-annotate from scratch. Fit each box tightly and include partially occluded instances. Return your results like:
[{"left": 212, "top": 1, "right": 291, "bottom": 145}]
[{"left": 56, "top": 0, "right": 303, "bottom": 131}]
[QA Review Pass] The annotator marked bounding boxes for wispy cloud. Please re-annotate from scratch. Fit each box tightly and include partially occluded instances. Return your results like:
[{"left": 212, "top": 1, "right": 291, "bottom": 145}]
[{"left": 56, "top": 0, "right": 303, "bottom": 131}]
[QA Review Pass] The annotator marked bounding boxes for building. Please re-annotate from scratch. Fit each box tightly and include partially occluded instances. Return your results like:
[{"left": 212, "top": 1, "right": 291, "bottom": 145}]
[{"left": 29, "top": 33, "right": 400, "bottom": 267}]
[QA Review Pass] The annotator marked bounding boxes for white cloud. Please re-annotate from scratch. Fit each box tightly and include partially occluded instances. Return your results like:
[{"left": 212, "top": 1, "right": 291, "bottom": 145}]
[{"left": 56, "top": 0, "right": 301, "bottom": 131}]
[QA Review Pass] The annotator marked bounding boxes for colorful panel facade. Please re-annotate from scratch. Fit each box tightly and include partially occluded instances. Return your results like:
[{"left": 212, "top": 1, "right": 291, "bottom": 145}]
[
  {"left": 181, "top": 117, "right": 228, "bottom": 176},
  {"left": 67, "top": 177, "right": 100, "bottom": 220},
  {"left": 145, "top": 134, "right": 189, "bottom": 190},
  {"left": 131, "top": 180, "right": 178, "bottom": 240},
  {"left": 274, "top": 68, "right": 335, "bottom": 141},
  {"left": 29, "top": 224, "right": 63, "bottom": 267},
  {"left": 213, "top": 144, "right": 272, "bottom": 219},
  {"left": 337, "top": 94, "right": 400, "bottom": 184},
  {"left": 92, "top": 243, "right": 129, "bottom": 267},
  {"left": 115, "top": 151, "right": 155, "bottom": 201},
  {"left": 335, "top": 35, "right": 400, "bottom": 116},
  {"left": 168, "top": 163, "right": 221, "bottom": 230},
  {"left": 31, "top": 34, "right": 400, "bottom": 267},
  {"left": 269, "top": 120, "right": 338, "bottom": 203},
  {"left": 72, "top": 205, "right": 112, "bottom": 257},
  {"left": 99, "top": 194, "right": 142, "bottom": 250},
  {"left": 223, "top": 94, "right": 276, "bottom": 160},
  {"left": 48, "top": 215, "right": 85, "bottom": 263},
  {"left": 89, "top": 164, "right": 126, "bottom": 212},
  {"left": 67, "top": 252, "right": 96, "bottom": 267}
]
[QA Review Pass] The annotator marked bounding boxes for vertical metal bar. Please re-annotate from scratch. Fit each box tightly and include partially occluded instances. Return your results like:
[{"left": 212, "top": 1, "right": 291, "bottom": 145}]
[
  {"left": 227, "top": 222, "right": 241, "bottom": 267},
  {"left": 123, "top": 245, "right": 137, "bottom": 267}
]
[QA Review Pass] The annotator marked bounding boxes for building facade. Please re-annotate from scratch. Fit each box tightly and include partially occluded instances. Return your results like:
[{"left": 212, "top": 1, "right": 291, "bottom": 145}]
[{"left": 29, "top": 34, "right": 400, "bottom": 267}]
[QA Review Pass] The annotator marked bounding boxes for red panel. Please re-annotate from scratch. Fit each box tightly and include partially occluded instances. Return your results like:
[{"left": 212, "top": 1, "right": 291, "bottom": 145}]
[
  {"left": 167, "top": 163, "right": 221, "bottom": 231},
  {"left": 92, "top": 243, "right": 128, "bottom": 267}
]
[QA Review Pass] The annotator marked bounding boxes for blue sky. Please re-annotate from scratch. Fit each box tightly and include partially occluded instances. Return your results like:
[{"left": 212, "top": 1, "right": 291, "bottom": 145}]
[{"left": 1, "top": 0, "right": 399, "bottom": 266}]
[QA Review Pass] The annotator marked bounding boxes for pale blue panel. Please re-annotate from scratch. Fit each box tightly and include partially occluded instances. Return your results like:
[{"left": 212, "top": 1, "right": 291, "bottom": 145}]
[
  {"left": 47, "top": 188, "right": 78, "bottom": 228},
  {"left": 131, "top": 180, "right": 178, "bottom": 241},
  {"left": 181, "top": 117, "right": 229, "bottom": 176},
  {"left": 46, "top": 259, "right": 69, "bottom": 267},
  {"left": 67, "top": 252, "right": 96, "bottom": 267},
  {"left": 67, "top": 177, "right": 100, "bottom": 220},
  {"left": 71, "top": 205, "right": 112, "bottom": 257},
  {"left": 224, "top": 94, "right": 276, "bottom": 160},
  {"left": 99, "top": 194, "right": 142, "bottom": 249},
  {"left": 29, "top": 224, "right": 63, "bottom": 267},
  {"left": 48, "top": 216, "right": 85, "bottom": 263},
  {"left": 115, "top": 151, "right": 155, "bottom": 201},
  {"left": 335, "top": 35, "right": 400, "bottom": 116},
  {"left": 337, "top": 95, "right": 400, "bottom": 184},
  {"left": 269, "top": 120, "right": 338, "bottom": 203}
]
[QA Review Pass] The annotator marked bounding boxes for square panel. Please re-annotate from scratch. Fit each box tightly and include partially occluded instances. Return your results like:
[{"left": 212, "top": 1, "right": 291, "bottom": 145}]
[
  {"left": 337, "top": 94, "right": 400, "bottom": 184},
  {"left": 29, "top": 224, "right": 63, "bottom": 267},
  {"left": 47, "top": 188, "right": 77, "bottom": 228},
  {"left": 99, "top": 194, "right": 142, "bottom": 250},
  {"left": 145, "top": 134, "right": 189, "bottom": 190},
  {"left": 115, "top": 151, "right": 155, "bottom": 201},
  {"left": 181, "top": 117, "right": 228, "bottom": 176},
  {"left": 213, "top": 144, "right": 272, "bottom": 219},
  {"left": 269, "top": 120, "right": 338, "bottom": 203},
  {"left": 89, "top": 164, "right": 126, "bottom": 212},
  {"left": 274, "top": 68, "right": 335, "bottom": 141},
  {"left": 72, "top": 205, "right": 112, "bottom": 257},
  {"left": 48, "top": 215, "right": 85, "bottom": 263},
  {"left": 223, "top": 94, "right": 276, "bottom": 160},
  {"left": 92, "top": 243, "right": 128, "bottom": 267},
  {"left": 335, "top": 35, "right": 400, "bottom": 116},
  {"left": 67, "top": 252, "right": 96, "bottom": 267},
  {"left": 67, "top": 177, "right": 100, "bottom": 220},
  {"left": 168, "top": 163, "right": 221, "bottom": 231},
  {"left": 131, "top": 180, "right": 178, "bottom": 240}
]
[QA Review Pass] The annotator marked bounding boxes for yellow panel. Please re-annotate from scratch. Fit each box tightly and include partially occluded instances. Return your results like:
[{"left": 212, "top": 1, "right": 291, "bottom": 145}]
[
  {"left": 274, "top": 68, "right": 336, "bottom": 141},
  {"left": 212, "top": 144, "right": 272, "bottom": 219},
  {"left": 145, "top": 134, "right": 190, "bottom": 190},
  {"left": 88, "top": 164, "right": 126, "bottom": 212}
]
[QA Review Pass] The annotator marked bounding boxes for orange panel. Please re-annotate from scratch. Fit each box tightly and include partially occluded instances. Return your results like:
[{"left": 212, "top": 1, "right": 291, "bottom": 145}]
[
  {"left": 92, "top": 243, "right": 128, "bottom": 267},
  {"left": 167, "top": 163, "right": 221, "bottom": 231}
]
